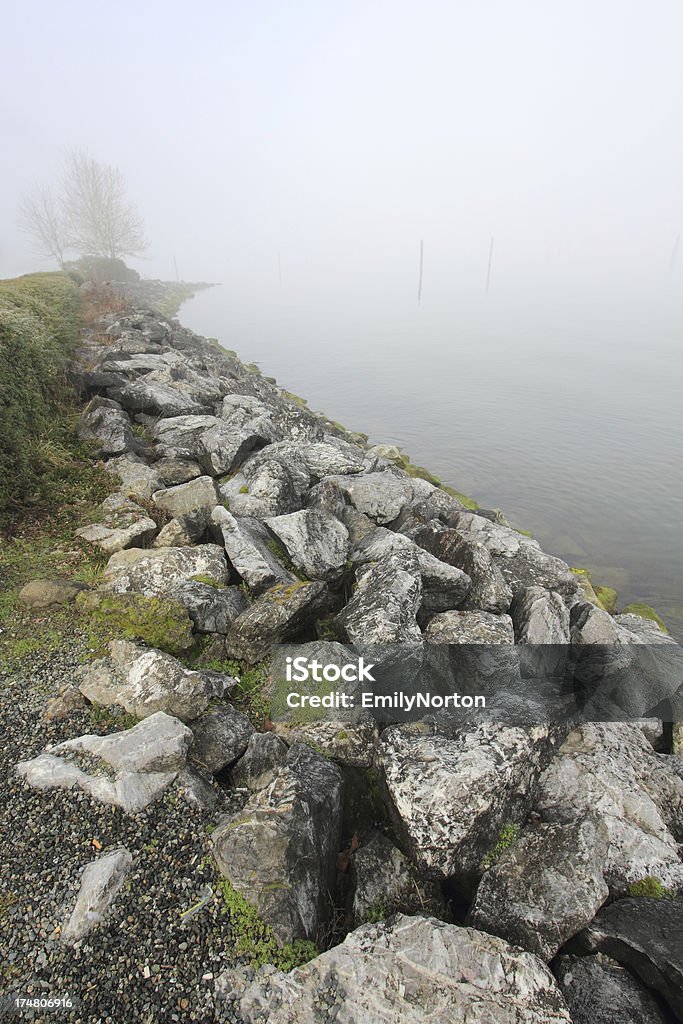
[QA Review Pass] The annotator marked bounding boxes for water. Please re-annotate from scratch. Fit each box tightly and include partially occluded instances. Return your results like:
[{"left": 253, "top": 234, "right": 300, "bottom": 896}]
[{"left": 181, "top": 284, "right": 683, "bottom": 641}]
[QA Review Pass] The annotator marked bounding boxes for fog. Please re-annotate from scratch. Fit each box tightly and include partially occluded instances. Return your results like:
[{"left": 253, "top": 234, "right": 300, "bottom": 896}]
[{"left": 2, "top": 0, "right": 682, "bottom": 322}]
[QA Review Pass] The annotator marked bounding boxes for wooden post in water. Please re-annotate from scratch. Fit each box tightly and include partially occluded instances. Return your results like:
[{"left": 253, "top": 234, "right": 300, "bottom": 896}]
[
  {"left": 417, "top": 239, "right": 424, "bottom": 304},
  {"left": 486, "top": 236, "right": 494, "bottom": 294}
]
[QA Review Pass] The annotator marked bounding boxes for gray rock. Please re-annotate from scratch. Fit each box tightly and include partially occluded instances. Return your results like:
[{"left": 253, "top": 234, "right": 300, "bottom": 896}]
[
  {"left": 153, "top": 457, "right": 202, "bottom": 485},
  {"left": 614, "top": 614, "right": 677, "bottom": 644},
  {"left": 511, "top": 586, "right": 570, "bottom": 644},
  {"left": 174, "top": 581, "right": 249, "bottom": 633},
  {"left": 554, "top": 954, "right": 669, "bottom": 1024},
  {"left": 210, "top": 507, "right": 296, "bottom": 594},
  {"left": 77, "top": 396, "right": 136, "bottom": 456},
  {"left": 174, "top": 766, "right": 221, "bottom": 812},
  {"left": 333, "top": 471, "right": 415, "bottom": 524},
  {"left": 212, "top": 743, "right": 343, "bottom": 943},
  {"left": 102, "top": 543, "right": 228, "bottom": 596},
  {"left": 469, "top": 818, "right": 609, "bottom": 960},
  {"left": 271, "top": 719, "right": 380, "bottom": 768},
  {"left": 16, "top": 712, "right": 192, "bottom": 813},
  {"left": 151, "top": 414, "right": 218, "bottom": 461},
  {"left": 413, "top": 525, "right": 513, "bottom": 613},
  {"left": 104, "top": 453, "right": 163, "bottom": 499},
  {"left": 219, "top": 460, "right": 303, "bottom": 519},
  {"left": 153, "top": 510, "right": 210, "bottom": 547},
  {"left": 62, "top": 848, "right": 133, "bottom": 944},
  {"left": 570, "top": 602, "right": 621, "bottom": 644},
  {"left": 111, "top": 376, "right": 206, "bottom": 417},
  {"left": 534, "top": 722, "right": 683, "bottom": 894},
  {"left": 78, "top": 643, "right": 215, "bottom": 722},
  {"left": 231, "top": 732, "right": 289, "bottom": 791},
  {"left": 352, "top": 831, "right": 444, "bottom": 926},
  {"left": 265, "top": 509, "right": 350, "bottom": 582},
  {"left": 225, "top": 580, "right": 330, "bottom": 664},
  {"left": 377, "top": 722, "right": 552, "bottom": 882},
  {"left": 18, "top": 579, "right": 89, "bottom": 609},
  {"left": 336, "top": 552, "right": 423, "bottom": 643},
  {"left": 577, "top": 896, "right": 683, "bottom": 1020},
  {"left": 75, "top": 493, "right": 158, "bottom": 554},
  {"left": 424, "top": 609, "right": 515, "bottom": 644},
  {"left": 219, "top": 914, "right": 572, "bottom": 1024},
  {"left": 152, "top": 475, "right": 218, "bottom": 518},
  {"left": 189, "top": 704, "right": 255, "bottom": 773}
]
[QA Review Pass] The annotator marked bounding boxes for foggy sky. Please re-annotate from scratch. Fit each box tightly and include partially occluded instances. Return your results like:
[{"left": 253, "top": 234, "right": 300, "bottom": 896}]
[{"left": 2, "top": 0, "right": 682, "bottom": 318}]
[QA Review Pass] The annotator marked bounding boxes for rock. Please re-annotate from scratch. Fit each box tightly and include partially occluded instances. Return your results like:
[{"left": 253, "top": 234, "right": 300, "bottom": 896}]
[
  {"left": 511, "top": 586, "right": 570, "bottom": 644},
  {"left": 61, "top": 848, "right": 133, "bottom": 944},
  {"left": 231, "top": 732, "right": 289, "bottom": 791},
  {"left": 78, "top": 643, "right": 215, "bottom": 722},
  {"left": 198, "top": 397, "right": 276, "bottom": 475},
  {"left": 333, "top": 471, "right": 415, "bottom": 524},
  {"left": 18, "top": 579, "right": 89, "bottom": 609},
  {"left": 44, "top": 685, "right": 87, "bottom": 722},
  {"left": 110, "top": 376, "right": 206, "bottom": 417},
  {"left": 413, "top": 525, "right": 513, "bottom": 613},
  {"left": 352, "top": 831, "right": 444, "bottom": 925},
  {"left": 189, "top": 704, "right": 255, "bottom": 773},
  {"left": 153, "top": 510, "right": 210, "bottom": 547},
  {"left": 265, "top": 509, "right": 350, "bottom": 583},
  {"left": 104, "top": 453, "right": 163, "bottom": 499},
  {"left": 16, "top": 712, "right": 192, "bottom": 813},
  {"left": 469, "top": 818, "right": 609, "bottom": 961},
  {"left": 151, "top": 414, "right": 218, "bottom": 461},
  {"left": 424, "top": 609, "right": 515, "bottom": 644},
  {"left": 174, "top": 766, "right": 221, "bottom": 812},
  {"left": 211, "top": 743, "right": 343, "bottom": 943},
  {"left": 210, "top": 507, "right": 296, "bottom": 594},
  {"left": 225, "top": 580, "right": 330, "bottom": 664},
  {"left": 534, "top": 723, "right": 683, "bottom": 894},
  {"left": 377, "top": 722, "right": 552, "bottom": 884},
  {"left": 336, "top": 552, "right": 423, "bottom": 643},
  {"left": 75, "top": 493, "right": 158, "bottom": 554},
  {"left": 554, "top": 953, "right": 669, "bottom": 1024},
  {"left": 570, "top": 602, "right": 621, "bottom": 644},
  {"left": 220, "top": 459, "right": 303, "bottom": 519},
  {"left": 152, "top": 475, "right": 218, "bottom": 518},
  {"left": 77, "top": 396, "right": 137, "bottom": 456},
  {"left": 174, "top": 581, "right": 249, "bottom": 633},
  {"left": 614, "top": 613, "right": 677, "bottom": 645},
  {"left": 577, "top": 896, "right": 683, "bottom": 1020},
  {"left": 75, "top": 591, "right": 195, "bottom": 653},
  {"left": 219, "top": 914, "right": 572, "bottom": 1023},
  {"left": 271, "top": 719, "right": 380, "bottom": 768},
  {"left": 153, "top": 456, "right": 202, "bottom": 485},
  {"left": 102, "top": 543, "right": 228, "bottom": 596}
]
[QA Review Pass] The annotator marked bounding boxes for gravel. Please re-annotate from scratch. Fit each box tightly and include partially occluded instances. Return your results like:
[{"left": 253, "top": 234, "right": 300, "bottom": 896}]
[{"left": 0, "top": 638, "right": 249, "bottom": 1023}]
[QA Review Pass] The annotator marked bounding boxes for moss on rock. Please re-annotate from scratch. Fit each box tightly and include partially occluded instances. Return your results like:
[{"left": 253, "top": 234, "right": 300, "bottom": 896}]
[{"left": 76, "top": 591, "right": 195, "bottom": 653}]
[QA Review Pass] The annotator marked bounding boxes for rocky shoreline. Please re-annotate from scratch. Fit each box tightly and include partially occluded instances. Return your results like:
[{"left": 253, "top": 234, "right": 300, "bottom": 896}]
[{"left": 2, "top": 288, "right": 683, "bottom": 1023}]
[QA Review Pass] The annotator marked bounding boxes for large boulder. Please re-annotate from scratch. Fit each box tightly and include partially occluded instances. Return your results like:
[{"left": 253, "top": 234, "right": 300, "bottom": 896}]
[
  {"left": 534, "top": 723, "right": 683, "bottom": 894},
  {"left": 219, "top": 459, "right": 304, "bottom": 519},
  {"left": 104, "top": 453, "right": 163, "bottom": 499},
  {"left": 413, "top": 525, "right": 513, "bottom": 613},
  {"left": 376, "top": 722, "right": 552, "bottom": 884},
  {"left": 265, "top": 509, "right": 350, "bottom": 583},
  {"left": 102, "top": 543, "right": 228, "bottom": 596},
  {"left": 336, "top": 552, "right": 423, "bottom": 643},
  {"left": 174, "top": 581, "right": 249, "bottom": 634},
  {"left": 351, "top": 831, "right": 444, "bottom": 926},
  {"left": 211, "top": 743, "right": 343, "bottom": 943},
  {"left": 554, "top": 953, "right": 669, "bottom": 1024},
  {"left": 231, "top": 732, "right": 289, "bottom": 791},
  {"left": 188, "top": 704, "right": 255, "bottom": 773},
  {"left": 211, "top": 507, "right": 296, "bottom": 594},
  {"left": 424, "top": 610, "right": 515, "bottom": 644},
  {"left": 218, "top": 914, "right": 572, "bottom": 1023},
  {"left": 511, "top": 586, "right": 570, "bottom": 644},
  {"left": 332, "top": 471, "right": 415, "bottom": 524},
  {"left": 577, "top": 896, "right": 683, "bottom": 1021},
  {"left": 225, "top": 580, "right": 330, "bottom": 664},
  {"left": 109, "top": 375, "right": 206, "bottom": 417},
  {"left": 16, "top": 712, "right": 192, "bottom": 813},
  {"left": 77, "top": 396, "right": 137, "bottom": 456},
  {"left": 152, "top": 475, "right": 218, "bottom": 518},
  {"left": 75, "top": 493, "right": 158, "bottom": 554},
  {"left": 468, "top": 818, "right": 609, "bottom": 960}
]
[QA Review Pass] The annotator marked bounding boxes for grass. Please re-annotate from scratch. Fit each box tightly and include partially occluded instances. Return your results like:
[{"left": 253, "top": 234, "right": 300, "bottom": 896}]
[
  {"left": 217, "top": 877, "right": 318, "bottom": 971},
  {"left": 481, "top": 823, "right": 520, "bottom": 871}
]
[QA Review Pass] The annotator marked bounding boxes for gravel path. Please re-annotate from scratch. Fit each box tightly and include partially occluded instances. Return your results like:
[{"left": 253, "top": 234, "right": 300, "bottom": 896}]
[{"left": 0, "top": 640, "right": 246, "bottom": 1024}]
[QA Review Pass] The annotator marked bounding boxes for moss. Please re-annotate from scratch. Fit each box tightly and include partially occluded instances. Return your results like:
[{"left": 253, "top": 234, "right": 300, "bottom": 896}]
[
  {"left": 361, "top": 897, "right": 387, "bottom": 924},
  {"left": 266, "top": 538, "right": 300, "bottom": 576},
  {"left": 627, "top": 876, "right": 671, "bottom": 899},
  {"left": 89, "top": 702, "right": 140, "bottom": 731},
  {"left": 189, "top": 574, "right": 226, "bottom": 589},
  {"left": 217, "top": 878, "right": 318, "bottom": 970},
  {"left": 282, "top": 389, "right": 308, "bottom": 408},
  {"left": 594, "top": 585, "right": 618, "bottom": 614},
  {"left": 440, "top": 485, "right": 480, "bottom": 511},
  {"left": 75, "top": 591, "right": 194, "bottom": 655},
  {"left": 315, "top": 617, "right": 342, "bottom": 642},
  {"left": 239, "top": 485, "right": 250, "bottom": 494},
  {"left": 621, "top": 603, "right": 669, "bottom": 634},
  {"left": 481, "top": 823, "right": 520, "bottom": 871}
]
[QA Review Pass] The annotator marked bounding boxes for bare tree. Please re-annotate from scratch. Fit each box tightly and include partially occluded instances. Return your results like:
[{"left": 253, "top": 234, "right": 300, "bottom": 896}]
[
  {"left": 63, "top": 151, "right": 147, "bottom": 260},
  {"left": 18, "top": 188, "right": 68, "bottom": 266},
  {"left": 19, "top": 151, "right": 148, "bottom": 264}
]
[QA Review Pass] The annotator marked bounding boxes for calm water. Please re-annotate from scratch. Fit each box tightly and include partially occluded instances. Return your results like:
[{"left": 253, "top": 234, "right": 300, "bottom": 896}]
[{"left": 181, "top": 285, "right": 683, "bottom": 641}]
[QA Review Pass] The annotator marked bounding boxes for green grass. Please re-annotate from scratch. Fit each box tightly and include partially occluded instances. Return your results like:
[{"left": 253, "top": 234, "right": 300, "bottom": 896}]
[
  {"left": 481, "top": 823, "right": 520, "bottom": 871},
  {"left": 217, "top": 878, "right": 318, "bottom": 971},
  {"left": 75, "top": 591, "right": 195, "bottom": 655}
]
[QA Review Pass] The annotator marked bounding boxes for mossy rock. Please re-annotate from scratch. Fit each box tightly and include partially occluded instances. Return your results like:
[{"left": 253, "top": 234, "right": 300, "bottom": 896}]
[
  {"left": 594, "top": 585, "right": 618, "bottom": 614},
  {"left": 441, "top": 485, "right": 480, "bottom": 511},
  {"left": 621, "top": 603, "right": 669, "bottom": 634},
  {"left": 76, "top": 591, "right": 194, "bottom": 653}
]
